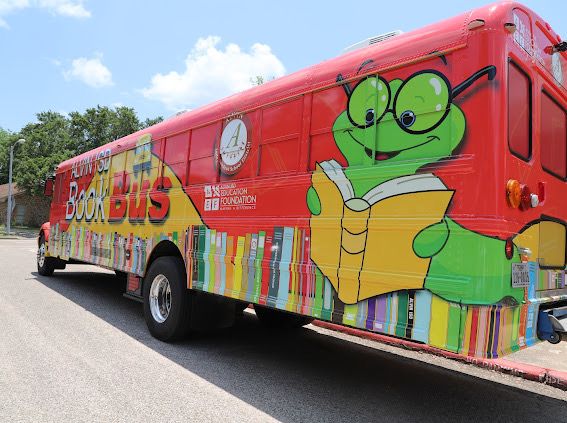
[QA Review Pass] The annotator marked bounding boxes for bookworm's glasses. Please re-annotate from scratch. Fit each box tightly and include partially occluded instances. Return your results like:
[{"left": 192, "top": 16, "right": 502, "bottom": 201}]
[{"left": 342, "top": 66, "right": 496, "bottom": 135}]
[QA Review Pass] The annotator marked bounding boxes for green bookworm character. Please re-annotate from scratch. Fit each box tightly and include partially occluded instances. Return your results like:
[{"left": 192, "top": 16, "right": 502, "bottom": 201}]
[{"left": 307, "top": 62, "right": 524, "bottom": 306}]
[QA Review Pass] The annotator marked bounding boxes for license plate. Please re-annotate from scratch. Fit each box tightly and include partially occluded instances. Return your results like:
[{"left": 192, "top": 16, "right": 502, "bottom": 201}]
[{"left": 512, "top": 263, "right": 530, "bottom": 288}]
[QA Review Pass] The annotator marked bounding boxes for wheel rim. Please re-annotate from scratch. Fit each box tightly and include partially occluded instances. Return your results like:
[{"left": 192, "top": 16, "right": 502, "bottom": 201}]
[
  {"left": 149, "top": 274, "right": 172, "bottom": 323},
  {"left": 37, "top": 243, "right": 46, "bottom": 268}
]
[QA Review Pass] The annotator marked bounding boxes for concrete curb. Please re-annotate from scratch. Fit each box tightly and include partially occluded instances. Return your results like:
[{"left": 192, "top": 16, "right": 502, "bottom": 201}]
[{"left": 312, "top": 320, "right": 567, "bottom": 391}]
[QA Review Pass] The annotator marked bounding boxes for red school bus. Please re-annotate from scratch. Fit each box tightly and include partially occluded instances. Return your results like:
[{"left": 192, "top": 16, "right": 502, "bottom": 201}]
[{"left": 38, "top": 1, "right": 567, "bottom": 358}]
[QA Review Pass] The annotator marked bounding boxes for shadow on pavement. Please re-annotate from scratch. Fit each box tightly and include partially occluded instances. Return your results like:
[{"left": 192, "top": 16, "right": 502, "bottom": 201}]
[{"left": 32, "top": 269, "right": 566, "bottom": 422}]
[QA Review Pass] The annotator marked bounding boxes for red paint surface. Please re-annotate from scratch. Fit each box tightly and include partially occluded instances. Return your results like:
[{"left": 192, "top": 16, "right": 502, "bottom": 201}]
[{"left": 47, "top": 1, "right": 566, "bottom": 252}]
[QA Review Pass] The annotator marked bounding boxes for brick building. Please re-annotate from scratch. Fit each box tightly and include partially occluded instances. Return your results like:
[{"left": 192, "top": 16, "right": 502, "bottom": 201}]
[{"left": 0, "top": 183, "right": 51, "bottom": 228}]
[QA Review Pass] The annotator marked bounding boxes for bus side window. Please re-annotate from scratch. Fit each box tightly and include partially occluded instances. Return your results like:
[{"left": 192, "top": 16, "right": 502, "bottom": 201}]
[
  {"left": 541, "top": 91, "right": 567, "bottom": 179},
  {"left": 309, "top": 86, "right": 345, "bottom": 170},
  {"left": 508, "top": 61, "right": 532, "bottom": 160},
  {"left": 54, "top": 173, "right": 63, "bottom": 204},
  {"left": 259, "top": 99, "right": 302, "bottom": 176},
  {"left": 125, "top": 148, "right": 142, "bottom": 193},
  {"left": 539, "top": 220, "right": 566, "bottom": 269},
  {"left": 107, "top": 152, "right": 127, "bottom": 222},
  {"left": 189, "top": 122, "right": 221, "bottom": 185},
  {"left": 151, "top": 138, "right": 165, "bottom": 185},
  {"left": 163, "top": 132, "right": 190, "bottom": 186}
]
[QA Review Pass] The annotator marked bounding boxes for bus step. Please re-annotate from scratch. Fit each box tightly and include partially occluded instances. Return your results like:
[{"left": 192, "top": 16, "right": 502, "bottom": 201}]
[{"left": 537, "top": 306, "right": 567, "bottom": 344}]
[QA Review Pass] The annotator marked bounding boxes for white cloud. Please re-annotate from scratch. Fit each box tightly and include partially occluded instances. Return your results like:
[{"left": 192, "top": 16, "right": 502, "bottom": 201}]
[
  {"left": 38, "top": 0, "right": 90, "bottom": 18},
  {"left": 0, "top": 0, "right": 89, "bottom": 28},
  {"left": 63, "top": 54, "right": 113, "bottom": 88},
  {"left": 141, "top": 36, "right": 286, "bottom": 111},
  {"left": 0, "top": 0, "right": 29, "bottom": 28}
]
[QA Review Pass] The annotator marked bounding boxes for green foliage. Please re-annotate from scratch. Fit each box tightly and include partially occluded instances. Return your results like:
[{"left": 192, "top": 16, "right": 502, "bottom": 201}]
[
  {"left": 0, "top": 127, "right": 13, "bottom": 185},
  {"left": 250, "top": 75, "right": 265, "bottom": 86},
  {"left": 4, "top": 106, "right": 163, "bottom": 195},
  {"left": 142, "top": 116, "right": 164, "bottom": 128}
]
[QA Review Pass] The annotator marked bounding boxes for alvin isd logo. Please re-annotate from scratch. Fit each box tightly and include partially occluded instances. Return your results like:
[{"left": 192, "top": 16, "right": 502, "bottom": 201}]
[{"left": 217, "top": 117, "right": 251, "bottom": 174}]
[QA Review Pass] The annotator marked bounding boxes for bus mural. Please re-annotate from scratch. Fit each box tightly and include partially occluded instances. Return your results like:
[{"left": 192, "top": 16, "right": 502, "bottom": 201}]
[{"left": 39, "top": 1, "right": 567, "bottom": 358}]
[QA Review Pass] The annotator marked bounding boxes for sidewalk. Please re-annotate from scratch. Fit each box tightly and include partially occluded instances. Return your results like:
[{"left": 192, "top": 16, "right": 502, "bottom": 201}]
[
  {"left": 312, "top": 320, "right": 567, "bottom": 391},
  {"left": 0, "top": 226, "right": 39, "bottom": 239}
]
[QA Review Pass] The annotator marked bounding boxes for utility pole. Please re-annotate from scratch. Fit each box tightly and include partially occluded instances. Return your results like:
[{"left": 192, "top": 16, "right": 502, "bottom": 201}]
[{"left": 6, "top": 138, "right": 24, "bottom": 235}]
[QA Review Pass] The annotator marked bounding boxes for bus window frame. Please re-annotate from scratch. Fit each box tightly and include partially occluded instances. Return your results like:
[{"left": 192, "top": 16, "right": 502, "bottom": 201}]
[
  {"left": 507, "top": 58, "right": 533, "bottom": 162},
  {"left": 540, "top": 88, "right": 567, "bottom": 181},
  {"left": 538, "top": 215, "right": 567, "bottom": 270},
  {"left": 258, "top": 98, "right": 303, "bottom": 177},
  {"left": 183, "top": 129, "right": 192, "bottom": 187},
  {"left": 54, "top": 172, "right": 63, "bottom": 204}
]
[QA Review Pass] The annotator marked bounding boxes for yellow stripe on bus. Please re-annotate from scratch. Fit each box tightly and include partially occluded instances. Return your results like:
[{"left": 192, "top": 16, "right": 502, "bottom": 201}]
[{"left": 429, "top": 295, "right": 449, "bottom": 349}]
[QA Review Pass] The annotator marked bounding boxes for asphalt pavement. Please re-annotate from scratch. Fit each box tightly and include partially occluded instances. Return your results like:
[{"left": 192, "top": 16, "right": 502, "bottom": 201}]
[{"left": 0, "top": 239, "right": 566, "bottom": 422}]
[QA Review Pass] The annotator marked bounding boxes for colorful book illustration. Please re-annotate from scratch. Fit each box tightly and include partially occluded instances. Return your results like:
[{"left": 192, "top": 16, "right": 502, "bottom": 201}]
[
  {"left": 213, "top": 231, "right": 222, "bottom": 293},
  {"left": 321, "top": 276, "right": 333, "bottom": 320},
  {"left": 49, "top": 216, "right": 542, "bottom": 359},
  {"left": 219, "top": 232, "right": 227, "bottom": 295},
  {"left": 205, "top": 229, "right": 216, "bottom": 292},
  {"left": 247, "top": 233, "right": 258, "bottom": 300},
  {"left": 342, "top": 303, "right": 358, "bottom": 326},
  {"left": 132, "top": 236, "right": 138, "bottom": 275},
  {"left": 193, "top": 227, "right": 202, "bottom": 288},
  {"left": 276, "top": 227, "right": 294, "bottom": 309},
  {"left": 267, "top": 227, "right": 284, "bottom": 307},
  {"left": 309, "top": 159, "right": 454, "bottom": 304},
  {"left": 241, "top": 233, "right": 251, "bottom": 298},
  {"left": 233, "top": 236, "right": 245, "bottom": 296},
  {"left": 253, "top": 232, "right": 266, "bottom": 302},
  {"left": 259, "top": 234, "right": 272, "bottom": 305},
  {"left": 203, "top": 229, "right": 211, "bottom": 290}
]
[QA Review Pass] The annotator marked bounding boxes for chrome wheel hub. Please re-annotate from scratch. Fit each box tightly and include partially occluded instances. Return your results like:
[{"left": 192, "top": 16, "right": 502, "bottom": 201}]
[
  {"left": 149, "top": 274, "right": 172, "bottom": 323},
  {"left": 37, "top": 243, "right": 46, "bottom": 268}
]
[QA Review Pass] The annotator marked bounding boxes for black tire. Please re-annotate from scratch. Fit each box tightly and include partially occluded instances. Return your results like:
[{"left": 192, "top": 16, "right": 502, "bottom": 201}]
[
  {"left": 143, "top": 256, "right": 192, "bottom": 342},
  {"left": 37, "top": 234, "right": 56, "bottom": 276},
  {"left": 254, "top": 304, "right": 314, "bottom": 328},
  {"left": 235, "top": 300, "right": 250, "bottom": 315},
  {"left": 549, "top": 331, "right": 562, "bottom": 345},
  {"left": 113, "top": 270, "right": 128, "bottom": 293},
  {"left": 115, "top": 270, "right": 128, "bottom": 280}
]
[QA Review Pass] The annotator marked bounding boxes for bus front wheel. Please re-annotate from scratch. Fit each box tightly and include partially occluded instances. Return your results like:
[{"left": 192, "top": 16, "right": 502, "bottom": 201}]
[
  {"left": 37, "top": 234, "right": 56, "bottom": 276},
  {"left": 143, "top": 256, "right": 192, "bottom": 342},
  {"left": 254, "top": 304, "right": 314, "bottom": 328}
]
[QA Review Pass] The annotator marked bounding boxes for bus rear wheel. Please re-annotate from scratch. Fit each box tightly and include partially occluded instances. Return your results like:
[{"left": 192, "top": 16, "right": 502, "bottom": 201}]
[
  {"left": 143, "top": 256, "right": 192, "bottom": 342},
  {"left": 254, "top": 304, "right": 314, "bottom": 328},
  {"left": 37, "top": 234, "right": 56, "bottom": 276}
]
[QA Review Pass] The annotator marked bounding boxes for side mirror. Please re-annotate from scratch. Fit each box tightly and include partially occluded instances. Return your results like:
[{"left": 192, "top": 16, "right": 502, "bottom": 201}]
[{"left": 44, "top": 177, "right": 54, "bottom": 197}]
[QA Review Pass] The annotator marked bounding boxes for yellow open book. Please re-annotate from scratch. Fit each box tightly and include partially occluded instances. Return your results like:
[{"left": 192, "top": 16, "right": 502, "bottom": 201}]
[{"left": 310, "top": 160, "right": 454, "bottom": 304}]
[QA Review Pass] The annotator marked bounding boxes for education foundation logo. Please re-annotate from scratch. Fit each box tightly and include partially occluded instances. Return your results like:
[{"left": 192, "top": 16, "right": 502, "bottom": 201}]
[{"left": 203, "top": 183, "right": 257, "bottom": 212}]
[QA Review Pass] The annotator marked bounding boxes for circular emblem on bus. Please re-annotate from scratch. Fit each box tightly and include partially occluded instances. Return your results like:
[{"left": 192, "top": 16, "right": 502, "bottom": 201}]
[
  {"left": 552, "top": 53, "right": 563, "bottom": 85},
  {"left": 218, "top": 118, "right": 251, "bottom": 174}
]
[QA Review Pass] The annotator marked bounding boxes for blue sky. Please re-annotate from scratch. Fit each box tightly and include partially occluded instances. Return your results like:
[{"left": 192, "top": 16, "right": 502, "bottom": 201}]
[{"left": 0, "top": 0, "right": 564, "bottom": 132}]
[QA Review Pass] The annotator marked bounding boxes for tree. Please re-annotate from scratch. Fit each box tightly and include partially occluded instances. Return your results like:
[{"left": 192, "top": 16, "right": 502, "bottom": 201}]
[
  {"left": 6, "top": 106, "right": 163, "bottom": 195},
  {"left": 142, "top": 116, "right": 164, "bottom": 128},
  {"left": 15, "top": 111, "right": 76, "bottom": 195},
  {"left": 0, "top": 127, "right": 13, "bottom": 185},
  {"left": 69, "top": 106, "right": 163, "bottom": 154},
  {"left": 250, "top": 75, "right": 265, "bottom": 86}
]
